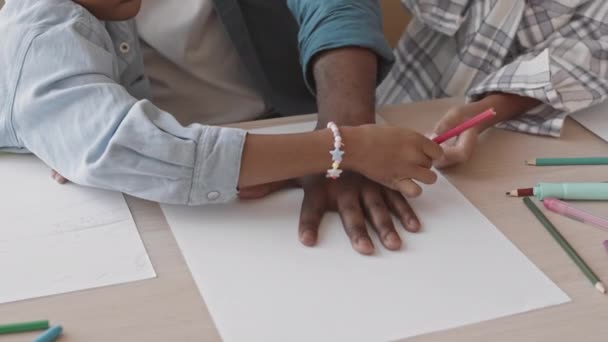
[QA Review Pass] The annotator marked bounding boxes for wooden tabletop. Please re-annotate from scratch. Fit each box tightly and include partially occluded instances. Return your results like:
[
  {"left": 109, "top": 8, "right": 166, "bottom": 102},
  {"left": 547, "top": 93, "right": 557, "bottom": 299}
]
[{"left": 2, "top": 98, "right": 607, "bottom": 341}]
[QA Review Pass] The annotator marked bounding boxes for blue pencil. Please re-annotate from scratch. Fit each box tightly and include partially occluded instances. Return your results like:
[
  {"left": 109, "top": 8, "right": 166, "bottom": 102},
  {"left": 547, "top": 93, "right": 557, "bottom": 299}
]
[{"left": 33, "top": 325, "right": 63, "bottom": 342}]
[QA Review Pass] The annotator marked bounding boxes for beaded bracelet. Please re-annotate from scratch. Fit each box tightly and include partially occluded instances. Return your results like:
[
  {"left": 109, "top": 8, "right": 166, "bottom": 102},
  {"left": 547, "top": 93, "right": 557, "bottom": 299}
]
[{"left": 326, "top": 122, "right": 345, "bottom": 179}]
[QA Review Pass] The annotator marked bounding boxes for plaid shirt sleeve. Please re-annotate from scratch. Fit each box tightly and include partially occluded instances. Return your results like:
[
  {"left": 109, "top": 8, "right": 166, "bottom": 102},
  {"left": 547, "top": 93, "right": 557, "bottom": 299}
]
[
  {"left": 399, "top": 0, "right": 467, "bottom": 36},
  {"left": 468, "top": 1, "right": 608, "bottom": 137}
]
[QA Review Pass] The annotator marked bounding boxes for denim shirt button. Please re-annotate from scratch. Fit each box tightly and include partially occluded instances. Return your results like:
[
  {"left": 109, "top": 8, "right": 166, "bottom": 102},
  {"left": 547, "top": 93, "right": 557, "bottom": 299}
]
[
  {"left": 207, "top": 191, "right": 221, "bottom": 201},
  {"left": 119, "top": 42, "right": 130, "bottom": 54}
]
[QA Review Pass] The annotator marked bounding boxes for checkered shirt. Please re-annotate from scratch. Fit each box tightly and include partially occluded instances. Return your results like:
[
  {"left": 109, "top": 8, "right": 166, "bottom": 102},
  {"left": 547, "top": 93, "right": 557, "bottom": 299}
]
[{"left": 377, "top": 0, "right": 608, "bottom": 137}]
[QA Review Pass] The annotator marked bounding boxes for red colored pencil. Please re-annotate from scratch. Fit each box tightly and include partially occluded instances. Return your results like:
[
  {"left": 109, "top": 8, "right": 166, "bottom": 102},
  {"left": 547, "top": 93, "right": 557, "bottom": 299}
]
[
  {"left": 506, "top": 188, "right": 534, "bottom": 197},
  {"left": 433, "top": 108, "right": 496, "bottom": 144}
]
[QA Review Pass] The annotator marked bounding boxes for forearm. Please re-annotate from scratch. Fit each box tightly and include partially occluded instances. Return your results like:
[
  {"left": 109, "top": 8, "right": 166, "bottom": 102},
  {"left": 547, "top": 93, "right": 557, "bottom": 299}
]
[
  {"left": 474, "top": 93, "right": 542, "bottom": 131},
  {"left": 287, "top": 0, "right": 391, "bottom": 128},
  {"left": 313, "top": 47, "right": 378, "bottom": 128},
  {"left": 239, "top": 128, "right": 361, "bottom": 188}
]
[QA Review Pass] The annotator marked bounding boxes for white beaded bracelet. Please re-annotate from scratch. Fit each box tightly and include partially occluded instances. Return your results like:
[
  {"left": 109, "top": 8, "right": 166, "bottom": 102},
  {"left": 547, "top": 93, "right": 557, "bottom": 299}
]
[{"left": 326, "top": 122, "right": 345, "bottom": 179}]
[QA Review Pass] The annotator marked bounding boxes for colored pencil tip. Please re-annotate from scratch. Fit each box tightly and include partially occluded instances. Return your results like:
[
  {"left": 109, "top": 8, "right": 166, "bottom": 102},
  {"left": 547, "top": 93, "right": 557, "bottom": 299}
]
[
  {"left": 525, "top": 159, "right": 536, "bottom": 166},
  {"left": 596, "top": 282, "right": 606, "bottom": 294}
]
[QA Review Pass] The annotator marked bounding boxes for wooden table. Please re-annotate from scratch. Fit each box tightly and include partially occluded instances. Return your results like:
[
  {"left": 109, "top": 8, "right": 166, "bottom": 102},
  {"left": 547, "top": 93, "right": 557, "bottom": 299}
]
[{"left": 2, "top": 98, "right": 607, "bottom": 341}]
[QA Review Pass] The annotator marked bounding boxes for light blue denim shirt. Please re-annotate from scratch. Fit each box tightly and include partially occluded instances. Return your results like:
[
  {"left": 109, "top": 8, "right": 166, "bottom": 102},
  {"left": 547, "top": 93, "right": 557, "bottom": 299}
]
[{"left": 0, "top": 0, "right": 393, "bottom": 205}]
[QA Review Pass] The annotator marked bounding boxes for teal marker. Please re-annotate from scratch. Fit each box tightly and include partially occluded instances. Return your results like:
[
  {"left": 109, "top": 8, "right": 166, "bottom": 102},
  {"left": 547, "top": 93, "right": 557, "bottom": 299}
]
[
  {"left": 507, "top": 182, "right": 608, "bottom": 200},
  {"left": 33, "top": 325, "right": 62, "bottom": 342}
]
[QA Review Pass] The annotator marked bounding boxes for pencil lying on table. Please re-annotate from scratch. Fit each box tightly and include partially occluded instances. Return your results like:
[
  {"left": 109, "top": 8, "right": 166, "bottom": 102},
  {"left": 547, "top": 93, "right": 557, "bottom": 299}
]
[
  {"left": 523, "top": 197, "right": 605, "bottom": 294},
  {"left": 0, "top": 320, "right": 49, "bottom": 335},
  {"left": 526, "top": 157, "right": 608, "bottom": 166}
]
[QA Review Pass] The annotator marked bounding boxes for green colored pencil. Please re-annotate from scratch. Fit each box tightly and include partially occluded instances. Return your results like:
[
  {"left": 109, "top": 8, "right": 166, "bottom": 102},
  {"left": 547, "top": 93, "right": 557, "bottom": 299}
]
[
  {"left": 0, "top": 320, "right": 49, "bottom": 335},
  {"left": 526, "top": 157, "right": 608, "bottom": 166},
  {"left": 523, "top": 197, "right": 605, "bottom": 294}
]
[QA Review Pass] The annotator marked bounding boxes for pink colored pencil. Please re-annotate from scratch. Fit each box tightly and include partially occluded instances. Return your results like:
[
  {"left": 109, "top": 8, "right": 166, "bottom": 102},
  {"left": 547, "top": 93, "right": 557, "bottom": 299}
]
[{"left": 433, "top": 108, "right": 496, "bottom": 144}]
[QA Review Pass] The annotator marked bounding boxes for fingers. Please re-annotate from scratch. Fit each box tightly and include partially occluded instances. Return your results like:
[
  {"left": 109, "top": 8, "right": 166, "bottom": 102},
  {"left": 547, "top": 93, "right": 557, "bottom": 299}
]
[
  {"left": 298, "top": 174, "right": 423, "bottom": 255},
  {"left": 431, "top": 105, "right": 484, "bottom": 168},
  {"left": 298, "top": 183, "right": 328, "bottom": 247},
  {"left": 51, "top": 170, "right": 68, "bottom": 184},
  {"left": 434, "top": 129, "right": 478, "bottom": 169},
  {"left": 393, "top": 165, "right": 437, "bottom": 188},
  {"left": 409, "top": 166, "right": 438, "bottom": 185},
  {"left": 394, "top": 179, "right": 422, "bottom": 198},
  {"left": 421, "top": 136, "right": 444, "bottom": 160},
  {"left": 361, "top": 184, "right": 401, "bottom": 250},
  {"left": 336, "top": 191, "right": 375, "bottom": 255},
  {"left": 414, "top": 153, "right": 433, "bottom": 169},
  {"left": 384, "top": 189, "right": 421, "bottom": 232}
]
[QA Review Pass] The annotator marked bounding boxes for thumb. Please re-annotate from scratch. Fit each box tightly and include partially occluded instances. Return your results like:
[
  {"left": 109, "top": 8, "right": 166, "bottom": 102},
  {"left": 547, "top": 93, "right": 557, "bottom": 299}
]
[{"left": 433, "top": 129, "right": 478, "bottom": 168}]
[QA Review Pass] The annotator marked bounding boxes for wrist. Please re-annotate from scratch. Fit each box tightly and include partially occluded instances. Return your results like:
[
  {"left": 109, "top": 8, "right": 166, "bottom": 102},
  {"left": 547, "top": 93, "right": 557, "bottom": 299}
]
[
  {"left": 313, "top": 47, "right": 378, "bottom": 130},
  {"left": 339, "top": 126, "right": 367, "bottom": 173},
  {"left": 476, "top": 93, "right": 541, "bottom": 130}
]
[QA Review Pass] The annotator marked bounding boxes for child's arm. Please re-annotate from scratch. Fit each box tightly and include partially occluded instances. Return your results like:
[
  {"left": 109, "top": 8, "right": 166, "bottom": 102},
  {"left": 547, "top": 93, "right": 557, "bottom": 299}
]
[
  {"left": 433, "top": 2, "right": 608, "bottom": 167},
  {"left": 14, "top": 28, "right": 441, "bottom": 205},
  {"left": 239, "top": 125, "right": 441, "bottom": 195}
]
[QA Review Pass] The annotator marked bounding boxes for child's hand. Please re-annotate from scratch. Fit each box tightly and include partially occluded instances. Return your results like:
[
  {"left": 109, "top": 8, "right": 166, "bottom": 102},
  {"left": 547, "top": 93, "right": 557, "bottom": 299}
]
[
  {"left": 431, "top": 94, "right": 541, "bottom": 168},
  {"left": 347, "top": 125, "right": 443, "bottom": 198},
  {"left": 51, "top": 170, "right": 68, "bottom": 184},
  {"left": 431, "top": 102, "right": 487, "bottom": 168}
]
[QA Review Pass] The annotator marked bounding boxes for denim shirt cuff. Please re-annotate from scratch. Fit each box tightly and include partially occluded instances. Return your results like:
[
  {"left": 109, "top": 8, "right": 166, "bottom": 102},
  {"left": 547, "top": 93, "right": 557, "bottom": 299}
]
[{"left": 188, "top": 126, "right": 247, "bottom": 205}]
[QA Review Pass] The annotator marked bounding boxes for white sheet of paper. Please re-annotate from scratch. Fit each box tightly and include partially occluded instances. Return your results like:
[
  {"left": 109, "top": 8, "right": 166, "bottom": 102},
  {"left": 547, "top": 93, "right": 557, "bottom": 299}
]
[
  {"left": 0, "top": 154, "right": 155, "bottom": 304},
  {"left": 570, "top": 100, "right": 608, "bottom": 142},
  {"left": 162, "top": 121, "right": 570, "bottom": 342}
]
